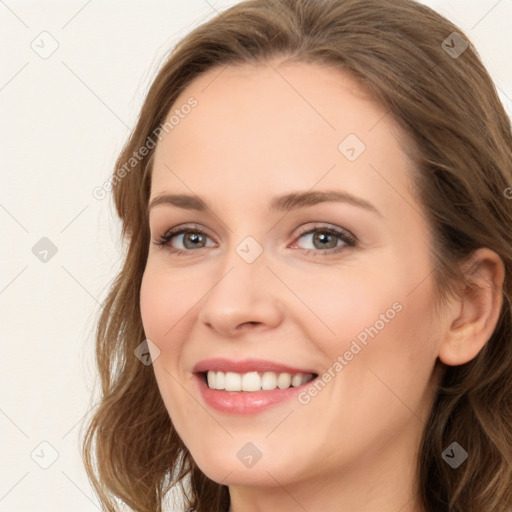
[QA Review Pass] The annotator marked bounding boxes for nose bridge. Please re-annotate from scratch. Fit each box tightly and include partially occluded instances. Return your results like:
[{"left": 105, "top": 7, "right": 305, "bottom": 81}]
[
  {"left": 209, "top": 223, "right": 265, "bottom": 274},
  {"left": 198, "top": 233, "right": 283, "bottom": 334},
  {"left": 209, "top": 233, "right": 268, "bottom": 304}
]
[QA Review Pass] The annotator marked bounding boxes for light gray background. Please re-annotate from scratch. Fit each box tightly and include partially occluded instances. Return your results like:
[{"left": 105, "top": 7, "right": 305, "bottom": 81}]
[{"left": 1, "top": 1, "right": 511, "bottom": 510}]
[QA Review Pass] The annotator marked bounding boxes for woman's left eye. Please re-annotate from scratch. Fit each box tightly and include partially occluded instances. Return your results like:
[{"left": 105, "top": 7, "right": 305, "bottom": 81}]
[
  {"left": 290, "top": 225, "right": 356, "bottom": 255},
  {"left": 153, "top": 224, "right": 356, "bottom": 256}
]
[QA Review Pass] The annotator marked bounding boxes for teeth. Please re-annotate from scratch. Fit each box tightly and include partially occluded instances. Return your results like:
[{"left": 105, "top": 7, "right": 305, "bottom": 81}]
[
  {"left": 261, "top": 371, "right": 276, "bottom": 390},
  {"left": 291, "top": 374, "right": 303, "bottom": 387},
  {"left": 277, "top": 372, "right": 291, "bottom": 389},
  {"left": 214, "top": 371, "right": 225, "bottom": 390},
  {"left": 205, "top": 370, "right": 314, "bottom": 392},
  {"left": 225, "top": 372, "right": 241, "bottom": 391},
  {"left": 241, "top": 372, "right": 260, "bottom": 392}
]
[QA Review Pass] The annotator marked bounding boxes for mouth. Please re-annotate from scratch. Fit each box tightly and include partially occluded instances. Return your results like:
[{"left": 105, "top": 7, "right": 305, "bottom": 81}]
[
  {"left": 199, "top": 370, "right": 318, "bottom": 392},
  {"left": 192, "top": 368, "right": 321, "bottom": 415},
  {"left": 191, "top": 357, "right": 320, "bottom": 414}
]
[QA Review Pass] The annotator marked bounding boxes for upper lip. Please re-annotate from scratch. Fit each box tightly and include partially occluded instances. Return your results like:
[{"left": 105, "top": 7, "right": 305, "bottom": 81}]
[{"left": 193, "top": 358, "right": 318, "bottom": 375}]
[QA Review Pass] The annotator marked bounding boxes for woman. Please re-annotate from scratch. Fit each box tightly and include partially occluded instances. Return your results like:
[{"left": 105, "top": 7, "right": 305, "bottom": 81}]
[{"left": 81, "top": 0, "right": 512, "bottom": 511}]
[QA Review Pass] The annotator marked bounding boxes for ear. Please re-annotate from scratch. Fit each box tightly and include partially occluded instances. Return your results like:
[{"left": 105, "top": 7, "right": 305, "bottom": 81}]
[{"left": 438, "top": 248, "right": 505, "bottom": 366}]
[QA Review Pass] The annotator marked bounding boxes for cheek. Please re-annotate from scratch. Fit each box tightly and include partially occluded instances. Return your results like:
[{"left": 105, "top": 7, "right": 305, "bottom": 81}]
[
  {"left": 139, "top": 269, "right": 164, "bottom": 343},
  {"left": 285, "top": 264, "right": 402, "bottom": 346},
  {"left": 337, "top": 277, "right": 441, "bottom": 424},
  {"left": 294, "top": 260, "right": 439, "bottom": 402},
  {"left": 139, "top": 265, "right": 196, "bottom": 350},
  {"left": 140, "top": 267, "right": 199, "bottom": 433}
]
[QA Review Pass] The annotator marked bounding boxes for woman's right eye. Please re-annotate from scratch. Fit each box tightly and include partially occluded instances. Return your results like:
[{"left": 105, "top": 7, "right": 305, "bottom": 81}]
[{"left": 154, "top": 226, "right": 216, "bottom": 256}]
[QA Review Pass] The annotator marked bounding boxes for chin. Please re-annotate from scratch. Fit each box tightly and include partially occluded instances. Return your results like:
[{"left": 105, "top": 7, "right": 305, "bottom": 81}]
[{"left": 187, "top": 444, "right": 295, "bottom": 487}]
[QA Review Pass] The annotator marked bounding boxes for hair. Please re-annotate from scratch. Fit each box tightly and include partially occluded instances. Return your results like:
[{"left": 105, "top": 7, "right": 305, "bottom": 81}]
[{"left": 81, "top": 0, "right": 512, "bottom": 511}]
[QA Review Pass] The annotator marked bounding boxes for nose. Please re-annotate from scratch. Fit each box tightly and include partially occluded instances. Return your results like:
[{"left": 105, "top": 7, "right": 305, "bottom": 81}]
[{"left": 197, "top": 245, "right": 284, "bottom": 338}]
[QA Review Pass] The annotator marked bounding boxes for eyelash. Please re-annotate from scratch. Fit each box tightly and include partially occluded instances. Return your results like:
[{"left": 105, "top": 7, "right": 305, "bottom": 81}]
[{"left": 153, "top": 223, "right": 357, "bottom": 257}]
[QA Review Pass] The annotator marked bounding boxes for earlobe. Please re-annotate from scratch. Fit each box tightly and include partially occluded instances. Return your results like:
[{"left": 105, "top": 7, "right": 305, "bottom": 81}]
[{"left": 438, "top": 248, "right": 505, "bottom": 366}]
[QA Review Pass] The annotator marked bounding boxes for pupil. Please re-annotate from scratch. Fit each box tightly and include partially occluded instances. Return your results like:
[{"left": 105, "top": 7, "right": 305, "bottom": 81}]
[
  {"left": 185, "top": 232, "right": 203, "bottom": 248},
  {"left": 314, "top": 232, "right": 335, "bottom": 249}
]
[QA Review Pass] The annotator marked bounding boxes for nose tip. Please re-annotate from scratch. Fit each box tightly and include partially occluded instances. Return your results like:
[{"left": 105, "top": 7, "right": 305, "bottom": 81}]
[
  {"left": 198, "top": 261, "right": 284, "bottom": 338},
  {"left": 204, "top": 319, "right": 265, "bottom": 338}
]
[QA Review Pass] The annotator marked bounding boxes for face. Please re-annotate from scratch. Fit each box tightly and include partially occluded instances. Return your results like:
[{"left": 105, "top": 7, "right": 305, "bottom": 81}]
[{"left": 140, "top": 60, "right": 446, "bottom": 492}]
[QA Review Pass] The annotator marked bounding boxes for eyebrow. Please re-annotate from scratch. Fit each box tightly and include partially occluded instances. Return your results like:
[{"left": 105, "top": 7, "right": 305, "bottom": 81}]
[{"left": 148, "top": 190, "right": 381, "bottom": 216}]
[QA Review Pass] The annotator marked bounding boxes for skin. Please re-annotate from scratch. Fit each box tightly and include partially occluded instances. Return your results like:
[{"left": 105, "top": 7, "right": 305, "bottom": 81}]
[{"left": 139, "top": 58, "right": 504, "bottom": 512}]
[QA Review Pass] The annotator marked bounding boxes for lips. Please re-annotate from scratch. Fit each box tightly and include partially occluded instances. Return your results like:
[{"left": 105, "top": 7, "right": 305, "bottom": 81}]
[{"left": 192, "top": 357, "right": 318, "bottom": 375}]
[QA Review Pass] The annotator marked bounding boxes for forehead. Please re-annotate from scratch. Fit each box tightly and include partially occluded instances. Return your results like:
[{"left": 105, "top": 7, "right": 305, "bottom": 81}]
[{"left": 150, "top": 59, "right": 417, "bottom": 219}]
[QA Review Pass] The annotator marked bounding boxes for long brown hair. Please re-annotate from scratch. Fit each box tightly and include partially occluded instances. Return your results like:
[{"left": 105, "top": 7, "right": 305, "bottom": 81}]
[{"left": 81, "top": 0, "right": 512, "bottom": 510}]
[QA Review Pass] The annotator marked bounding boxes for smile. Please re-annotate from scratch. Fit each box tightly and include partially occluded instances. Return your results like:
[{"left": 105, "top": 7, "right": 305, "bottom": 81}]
[
  {"left": 192, "top": 358, "right": 321, "bottom": 415},
  {"left": 204, "top": 370, "right": 316, "bottom": 392}
]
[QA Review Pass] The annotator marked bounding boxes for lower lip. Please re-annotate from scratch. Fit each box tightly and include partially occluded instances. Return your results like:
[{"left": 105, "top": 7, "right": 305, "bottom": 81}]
[{"left": 194, "top": 373, "right": 317, "bottom": 415}]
